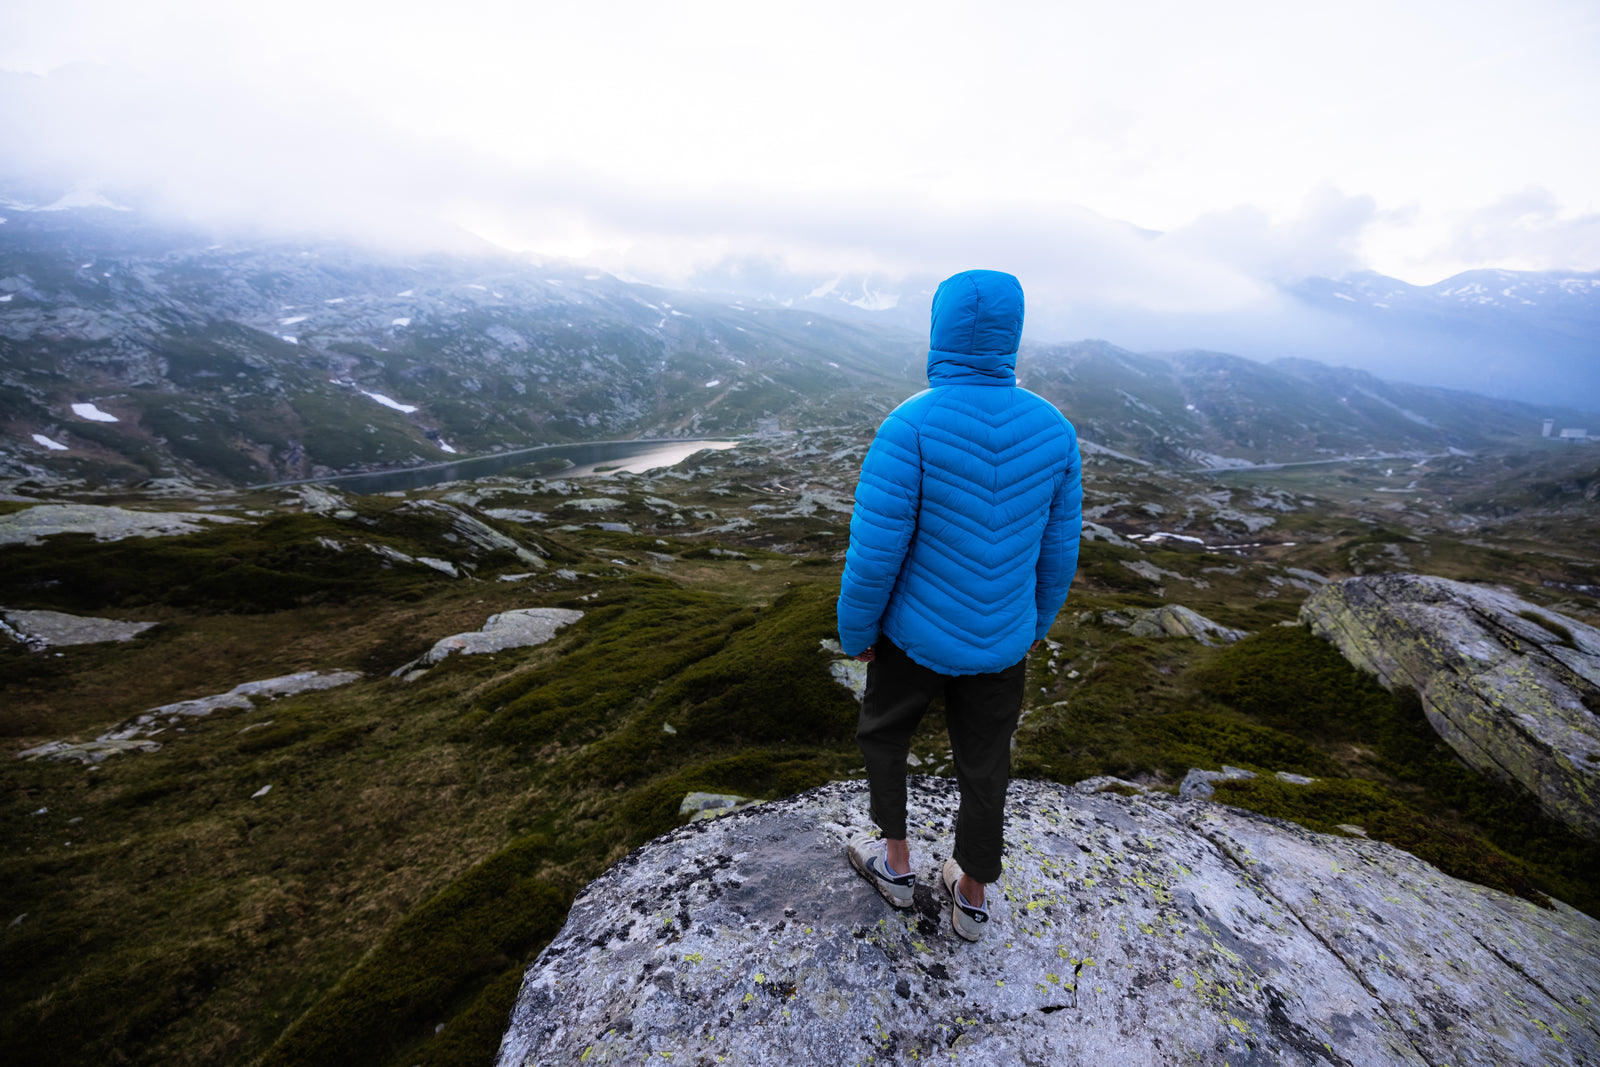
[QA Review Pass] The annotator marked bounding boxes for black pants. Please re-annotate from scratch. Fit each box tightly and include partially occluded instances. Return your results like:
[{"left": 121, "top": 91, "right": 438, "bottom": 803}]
[{"left": 856, "top": 636, "right": 1027, "bottom": 884}]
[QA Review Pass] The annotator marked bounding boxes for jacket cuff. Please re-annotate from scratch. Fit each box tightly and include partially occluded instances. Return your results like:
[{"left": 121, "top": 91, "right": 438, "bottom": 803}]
[{"left": 838, "top": 627, "right": 878, "bottom": 658}]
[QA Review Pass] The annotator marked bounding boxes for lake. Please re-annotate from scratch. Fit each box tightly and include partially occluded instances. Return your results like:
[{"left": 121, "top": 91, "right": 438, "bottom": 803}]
[{"left": 256, "top": 438, "right": 740, "bottom": 495}]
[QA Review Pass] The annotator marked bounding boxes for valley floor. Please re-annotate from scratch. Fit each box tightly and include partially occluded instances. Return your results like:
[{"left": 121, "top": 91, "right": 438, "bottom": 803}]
[{"left": 2, "top": 433, "right": 1598, "bottom": 1067}]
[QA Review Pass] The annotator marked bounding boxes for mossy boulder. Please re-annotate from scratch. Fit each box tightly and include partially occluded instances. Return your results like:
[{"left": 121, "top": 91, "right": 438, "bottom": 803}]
[
  {"left": 1301, "top": 573, "right": 1600, "bottom": 841},
  {"left": 496, "top": 779, "right": 1600, "bottom": 1066}
]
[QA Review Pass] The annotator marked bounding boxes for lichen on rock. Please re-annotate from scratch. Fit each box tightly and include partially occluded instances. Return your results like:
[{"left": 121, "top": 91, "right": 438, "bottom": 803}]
[
  {"left": 1301, "top": 573, "right": 1600, "bottom": 841},
  {"left": 495, "top": 779, "right": 1600, "bottom": 1066}
]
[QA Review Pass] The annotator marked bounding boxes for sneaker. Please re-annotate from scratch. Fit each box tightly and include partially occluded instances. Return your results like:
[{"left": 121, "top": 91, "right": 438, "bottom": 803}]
[
  {"left": 847, "top": 834, "right": 915, "bottom": 909},
  {"left": 941, "top": 859, "right": 989, "bottom": 942}
]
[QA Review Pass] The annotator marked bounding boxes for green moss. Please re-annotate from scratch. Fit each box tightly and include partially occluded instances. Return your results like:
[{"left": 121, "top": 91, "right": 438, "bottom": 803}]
[
  {"left": 0, "top": 939, "right": 237, "bottom": 1067},
  {"left": 1192, "top": 626, "right": 1600, "bottom": 915},
  {"left": 1191, "top": 626, "right": 1396, "bottom": 742},
  {"left": 481, "top": 584, "right": 757, "bottom": 749},
  {"left": 0, "top": 512, "right": 472, "bottom": 615},
  {"left": 403, "top": 965, "right": 528, "bottom": 1067},
  {"left": 258, "top": 835, "right": 569, "bottom": 1067},
  {"left": 1148, "top": 713, "right": 1335, "bottom": 778},
  {"left": 608, "top": 750, "right": 839, "bottom": 844},
  {"left": 1075, "top": 541, "right": 1160, "bottom": 593},
  {"left": 1518, "top": 610, "right": 1577, "bottom": 649}
]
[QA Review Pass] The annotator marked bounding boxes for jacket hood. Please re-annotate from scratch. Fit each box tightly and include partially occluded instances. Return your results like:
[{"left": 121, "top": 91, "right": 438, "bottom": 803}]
[{"left": 927, "top": 269, "right": 1024, "bottom": 385}]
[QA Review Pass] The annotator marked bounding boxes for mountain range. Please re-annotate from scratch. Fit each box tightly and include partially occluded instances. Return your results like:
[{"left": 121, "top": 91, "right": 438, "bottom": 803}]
[
  {"left": 1, "top": 200, "right": 1595, "bottom": 489},
  {"left": 686, "top": 260, "right": 1600, "bottom": 411}
]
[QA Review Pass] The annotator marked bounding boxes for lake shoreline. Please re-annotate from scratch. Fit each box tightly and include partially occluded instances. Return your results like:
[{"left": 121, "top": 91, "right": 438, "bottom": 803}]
[{"left": 246, "top": 437, "right": 743, "bottom": 493}]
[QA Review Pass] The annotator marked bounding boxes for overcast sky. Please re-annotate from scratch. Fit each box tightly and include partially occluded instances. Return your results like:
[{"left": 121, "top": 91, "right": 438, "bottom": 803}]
[{"left": 2, "top": 0, "right": 1597, "bottom": 310}]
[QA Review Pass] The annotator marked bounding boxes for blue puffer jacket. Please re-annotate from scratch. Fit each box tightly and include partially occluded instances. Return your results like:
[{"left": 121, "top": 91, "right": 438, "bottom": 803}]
[{"left": 837, "top": 270, "right": 1082, "bottom": 675}]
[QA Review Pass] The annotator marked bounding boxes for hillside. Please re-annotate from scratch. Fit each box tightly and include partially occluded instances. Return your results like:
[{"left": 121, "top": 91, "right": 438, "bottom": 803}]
[
  {"left": 4, "top": 204, "right": 1594, "bottom": 490},
  {"left": 3, "top": 427, "right": 1599, "bottom": 1065}
]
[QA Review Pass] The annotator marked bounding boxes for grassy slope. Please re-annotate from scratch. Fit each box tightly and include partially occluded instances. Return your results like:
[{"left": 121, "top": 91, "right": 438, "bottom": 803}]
[{"left": 2, "top": 439, "right": 1598, "bottom": 1066}]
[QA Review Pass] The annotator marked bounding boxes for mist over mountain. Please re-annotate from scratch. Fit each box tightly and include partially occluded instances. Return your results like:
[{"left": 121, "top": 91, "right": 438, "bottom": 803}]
[
  {"left": 1, "top": 198, "right": 1594, "bottom": 489},
  {"left": 682, "top": 256, "right": 1600, "bottom": 410}
]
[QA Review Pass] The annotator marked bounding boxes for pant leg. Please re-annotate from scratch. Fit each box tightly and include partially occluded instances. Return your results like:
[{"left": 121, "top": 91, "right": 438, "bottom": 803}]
[
  {"left": 944, "top": 653, "right": 1028, "bottom": 884},
  {"left": 856, "top": 636, "right": 944, "bottom": 840}
]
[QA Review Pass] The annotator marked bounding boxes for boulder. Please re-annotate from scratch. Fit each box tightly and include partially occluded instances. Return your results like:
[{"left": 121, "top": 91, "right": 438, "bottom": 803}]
[
  {"left": 1300, "top": 573, "right": 1600, "bottom": 841},
  {"left": 495, "top": 779, "right": 1600, "bottom": 1067},
  {"left": 400, "top": 499, "right": 549, "bottom": 569},
  {"left": 394, "top": 608, "right": 584, "bottom": 678},
  {"left": 0, "top": 503, "right": 248, "bottom": 546},
  {"left": 18, "top": 669, "right": 362, "bottom": 763},
  {"left": 0, "top": 607, "right": 157, "bottom": 648},
  {"left": 1127, "top": 604, "right": 1248, "bottom": 646}
]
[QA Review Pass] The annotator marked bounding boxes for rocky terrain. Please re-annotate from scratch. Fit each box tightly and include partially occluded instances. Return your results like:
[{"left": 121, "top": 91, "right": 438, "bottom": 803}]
[
  {"left": 496, "top": 779, "right": 1600, "bottom": 1066},
  {"left": 1303, "top": 574, "right": 1600, "bottom": 841},
  {"left": 1, "top": 422, "right": 1597, "bottom": 1066}
]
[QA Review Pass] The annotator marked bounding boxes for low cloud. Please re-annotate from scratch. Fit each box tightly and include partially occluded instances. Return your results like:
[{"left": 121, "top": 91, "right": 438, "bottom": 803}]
[
  {"left": 1440, "top": 187, "right": 1600, "bottom": 273},
  {"left": 3, "top": 61, "right": 1593, "bottom": 332},
  {"left": 1158, "top": 187, "right": 1380, "bottom": 284}
]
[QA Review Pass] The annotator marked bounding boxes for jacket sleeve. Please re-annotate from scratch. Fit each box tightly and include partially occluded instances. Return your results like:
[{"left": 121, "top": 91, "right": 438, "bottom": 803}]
[
  {"left": 837, "top": 414, "right": 921, "bottom": 656},
  {"left": 1033, "top": 435, "right": 1083, "bottom": 641}
]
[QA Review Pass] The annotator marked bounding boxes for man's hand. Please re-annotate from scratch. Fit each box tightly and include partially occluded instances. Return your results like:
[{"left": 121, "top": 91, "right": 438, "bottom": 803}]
[{"left": 855, "top": 645, "right": 876, "bottom": 662}]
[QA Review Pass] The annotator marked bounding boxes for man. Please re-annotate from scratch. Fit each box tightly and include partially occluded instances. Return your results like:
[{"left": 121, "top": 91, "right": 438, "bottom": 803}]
[{"left": 836, "top": 269, "right": 1082, "bottom": 942}]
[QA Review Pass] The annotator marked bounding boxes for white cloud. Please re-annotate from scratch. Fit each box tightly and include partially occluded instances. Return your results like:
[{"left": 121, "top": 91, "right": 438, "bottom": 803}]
[
  {"left": 1440, "top": 189, "right": 1600, "bottom": 274},
  {"left": 1, "top": 1, "right": 1596, "bottom": 286}
]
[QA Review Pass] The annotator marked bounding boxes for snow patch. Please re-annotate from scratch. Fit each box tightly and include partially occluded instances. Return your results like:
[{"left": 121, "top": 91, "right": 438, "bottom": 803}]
[
  {"left": 32, "top": 434, "right": 68, "bottom": 451},
  {"left": 438, "top": 441, "right": 457, "bottom": 453},
  {"left": 397, "top": 288, "right": 414, "bottom": 296},
  {"left": 278, "top": 315, "right": 308, "bottom": 325},
  {"left": 41, "top": 187, "right": 131, "bottom": 212},
  {"left": 359, "top": 390, "right": 418, "bottom": 414},
  {"left": 324, "top": 297, "right": 345, "bottom": 304},
  {"left": 846, "top": 288, "right": 899, "bottom": 312},
  {"left": 705, "top": 380, "right": 722, "bottom": 388},
  {"left": 391, "top": 317, "right": 411, "bottom": 327},
  {"left": 71, "top": 403, "right": 118, "bottom": 423},
  {"left": 282, "top": 336, "right": 299, "bottom": 344}
]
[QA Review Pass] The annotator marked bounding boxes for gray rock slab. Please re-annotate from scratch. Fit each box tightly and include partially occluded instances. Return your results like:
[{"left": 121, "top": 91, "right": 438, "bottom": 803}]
[
  {"left": 401, "top": 499, "right": 547, "bottom": 568},
  {"left": 0, "top": 503, "right": 249, "bottom": 546},
  {"left": 495, "top": 779, "right": 1600, "bottom": 1067},
  {"left": 1178, "top": 764, "right": 1257, "bottom": 800},
  {"left": 1301, "top": 573, "right": 1600, "bottom": 841},
  {"left": 1128, "top": 604, "right": 1249, "bottom": 646},
  {"left": 20, "top": 670, "right": 363, "bottom": 762},
  {"left": 400, "top": 608, "right": 584, "bottom": 676},
  {"left": 0, "top": 607, "right": 157, "bottom": 647}
]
